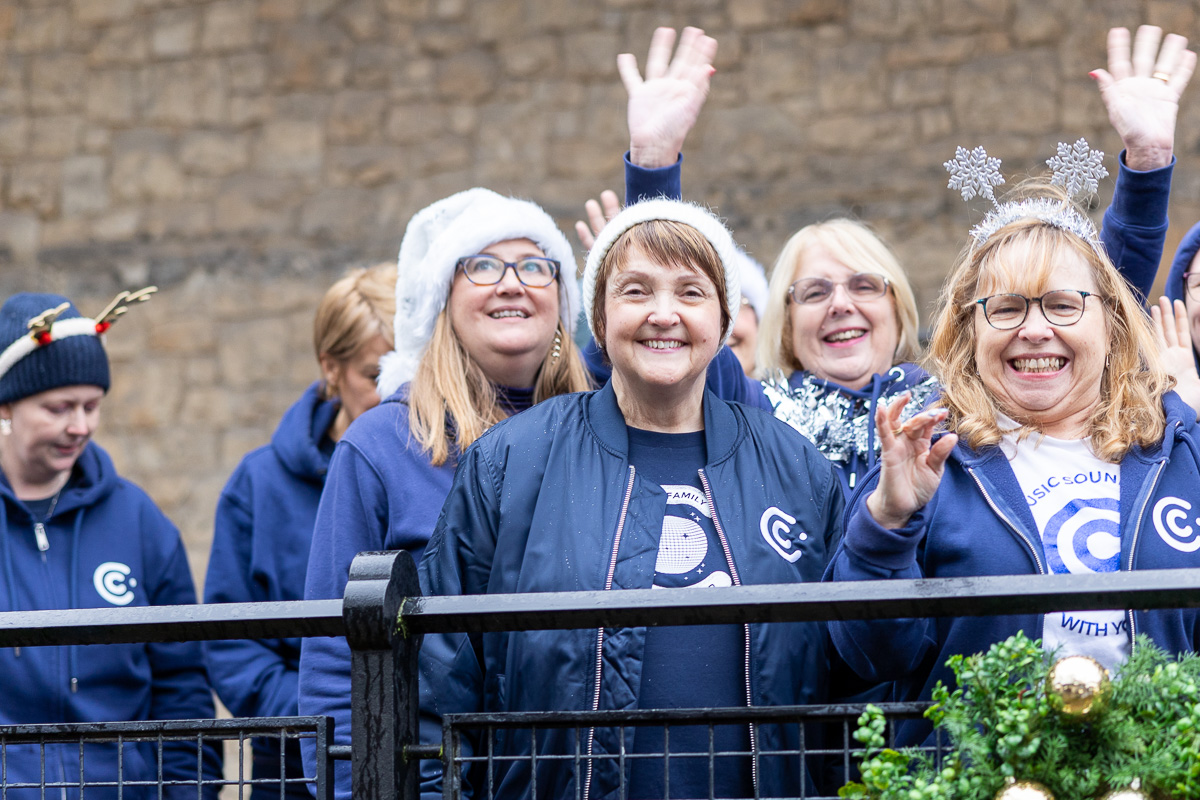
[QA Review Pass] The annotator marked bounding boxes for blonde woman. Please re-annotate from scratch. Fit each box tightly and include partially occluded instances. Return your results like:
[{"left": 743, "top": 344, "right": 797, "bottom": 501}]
[
  {"left": 204, "top": 263, "right": 396, "bottom": 800},
  {"left": 298, "top": 189, "right": 592, "bottom": 800},
  {"left": 827, "top": 180, "right": 1200, "bottom": 749}
]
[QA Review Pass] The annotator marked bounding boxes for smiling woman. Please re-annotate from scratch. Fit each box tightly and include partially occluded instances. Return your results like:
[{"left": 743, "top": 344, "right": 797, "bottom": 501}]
[
  {"left": 826, "top": 178, "right": 1200, "bottom": 753},
  {"left": 417, "top": 199, "right": 845, "bottom": 800}
]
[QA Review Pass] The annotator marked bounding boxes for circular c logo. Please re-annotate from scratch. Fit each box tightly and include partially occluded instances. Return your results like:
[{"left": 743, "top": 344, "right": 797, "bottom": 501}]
[
  {"left": 93, "top": 562, "right": 136, "bottom": 606},
  {"left": 1153, "top": 497, "right": 1200, "bottom": 553}
]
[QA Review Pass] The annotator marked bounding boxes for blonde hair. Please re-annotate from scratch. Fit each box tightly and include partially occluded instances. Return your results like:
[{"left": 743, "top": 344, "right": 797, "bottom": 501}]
[
  {"left": 408, "top": 293, "right": 592, "bottom": 468},
  {"left": 757, "top": 218, "right": 920, "bottom": 378},
  {"left": 590, "top": 219, "right": 730, "bottom": 357},
  {"left": 928, "top": 186, "right": 1169, "bottom": 462},
  {"left": 314, "top": 263, "right": 397, "bottom": 399}
]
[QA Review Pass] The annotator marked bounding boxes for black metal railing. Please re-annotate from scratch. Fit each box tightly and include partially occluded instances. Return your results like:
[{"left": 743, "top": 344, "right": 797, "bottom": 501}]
[{"left": 0, "top": 551, "right": 1197, "bottom": 799}]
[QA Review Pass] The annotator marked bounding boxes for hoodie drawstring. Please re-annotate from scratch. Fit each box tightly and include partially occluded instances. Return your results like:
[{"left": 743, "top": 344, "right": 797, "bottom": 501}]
[{"left": 68, "top": 508, "right": 83, "bottom": 693}]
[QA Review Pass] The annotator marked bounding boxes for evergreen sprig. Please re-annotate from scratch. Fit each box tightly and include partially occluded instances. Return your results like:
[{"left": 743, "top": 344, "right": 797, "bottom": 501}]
[{"left": 839, "top": 633, "right": 1200, "bottom": 800}]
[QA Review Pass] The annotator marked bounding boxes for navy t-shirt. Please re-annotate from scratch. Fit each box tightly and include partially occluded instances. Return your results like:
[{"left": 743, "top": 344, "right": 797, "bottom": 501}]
[{"left": 626, "top": 426, "right": 753, "bottom": 799}]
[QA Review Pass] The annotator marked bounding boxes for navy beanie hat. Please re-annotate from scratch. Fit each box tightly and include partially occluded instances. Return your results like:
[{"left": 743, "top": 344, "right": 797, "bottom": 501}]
[{"left": 0, "top": 293, "right": 110, "bottom": 406}]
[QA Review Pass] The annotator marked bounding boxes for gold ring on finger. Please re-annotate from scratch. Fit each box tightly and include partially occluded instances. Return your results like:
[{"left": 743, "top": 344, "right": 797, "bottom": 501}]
[{"left": 1153, "top": 71, "right": 1172, "bottom": 82}]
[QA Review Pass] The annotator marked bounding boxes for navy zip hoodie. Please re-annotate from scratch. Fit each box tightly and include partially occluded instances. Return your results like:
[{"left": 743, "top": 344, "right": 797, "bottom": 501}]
[
  {"left": 826, "top": 392, "right": 1200, "bottom": 747},
  {"left": 204, "top": 381, "right": 338, "bottom": 797},
  {"left": 0, "top": 442, "right": 221, "bottom": 800}
]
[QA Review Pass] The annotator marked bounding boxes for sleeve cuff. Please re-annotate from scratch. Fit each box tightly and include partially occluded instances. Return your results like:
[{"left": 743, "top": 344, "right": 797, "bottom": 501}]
[
  {"left": 624, "top": 151, "right": 682, "bottom": 205},
  {"left": 844, "top": 505, "right": 927, "bottom": 572},
  {"left": 1108, "top": 149, "right": 1174, "bottom": 230}
]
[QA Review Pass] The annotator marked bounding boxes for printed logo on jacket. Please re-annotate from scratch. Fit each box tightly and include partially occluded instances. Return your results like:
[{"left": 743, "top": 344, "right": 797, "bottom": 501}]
[{"left": 93, "top": 561, "right": 137, "bottom": 605}]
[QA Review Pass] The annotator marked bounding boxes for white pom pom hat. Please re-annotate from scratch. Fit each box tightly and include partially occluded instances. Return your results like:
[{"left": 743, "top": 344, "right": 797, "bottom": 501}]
[
  {"left": 582, "top": 198, "right": 742, "bottom": 345},
  {"left": 377, "top": 188, "right": 579, "bottom": 399}
]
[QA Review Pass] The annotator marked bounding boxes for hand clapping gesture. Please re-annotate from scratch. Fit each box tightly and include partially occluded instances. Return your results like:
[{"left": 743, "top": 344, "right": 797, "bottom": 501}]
[
  {"left": 865, "top": 395, "right": 958, "bottom": 530},
  {"left": 1092, "top": 25, "right": 1196, "bottom": 171},
  {"left": 1151, "top": 296, "right": 1200, "bottom": 420},
  {"left": 621, "top": 26, "right": 718, "bottom": 169}
]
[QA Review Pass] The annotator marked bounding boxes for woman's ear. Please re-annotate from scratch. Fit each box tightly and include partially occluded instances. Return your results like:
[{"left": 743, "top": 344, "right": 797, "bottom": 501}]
[{"left": 318, "top": 353, "right": 343, "bottom": 400}]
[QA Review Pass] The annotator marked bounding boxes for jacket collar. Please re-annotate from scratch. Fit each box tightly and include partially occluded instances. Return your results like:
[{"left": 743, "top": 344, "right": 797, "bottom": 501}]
[{"left": 584, "top": 380, "right": 742, "bottom": 465}]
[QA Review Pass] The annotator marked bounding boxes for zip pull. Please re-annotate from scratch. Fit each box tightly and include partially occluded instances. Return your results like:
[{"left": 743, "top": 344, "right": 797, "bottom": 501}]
[
  {"left": 70, "top": 677, "right": 78, "bottom": 693},
  {"left": 33, "top": 523, "right": 49, "bottom": 552}
]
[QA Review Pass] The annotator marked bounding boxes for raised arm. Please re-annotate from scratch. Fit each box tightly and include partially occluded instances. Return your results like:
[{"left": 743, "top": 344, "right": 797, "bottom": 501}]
[{"left": 1093, "top": 25, "right": 1195, "bottom": 300}]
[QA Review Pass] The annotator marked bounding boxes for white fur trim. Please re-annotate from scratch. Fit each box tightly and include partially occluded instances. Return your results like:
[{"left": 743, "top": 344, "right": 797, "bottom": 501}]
[
  {"left": 732, "top": 249, "right": 769, "bottom": 320},
  {"left": 582, "top": 198, "right": 742, "bottom": 345},
  {"left": 0, "top": 317, "right": 99, "bottom": 384},
  {"left": 377, "top": 188, "right": 579, "bottom": 398}
]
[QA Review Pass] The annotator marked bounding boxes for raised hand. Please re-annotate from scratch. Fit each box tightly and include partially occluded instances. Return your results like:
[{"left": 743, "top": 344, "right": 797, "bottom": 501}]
[
  {"left": 574, "top": 190, "right": 621, "bottom": 251},
  {"left": 1151, "top": 295, "right": 1200, "bottom": 419},
  {"left": 865, "top": 395, "right": 957, "bottom": 530},
  {"left": 1091, "top": 25, "right": 1196, "bottom": 171},
  {"left": 619, "top": 26, "right": 718, "bottom": 169}
]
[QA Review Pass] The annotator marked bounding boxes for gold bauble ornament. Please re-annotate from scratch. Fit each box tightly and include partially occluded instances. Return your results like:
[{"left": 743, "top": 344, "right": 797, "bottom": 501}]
[
  {"left": 1046, "top": 654, "right": 1111, "bottom": 717},
  {"left": 994, "top": 777, "right": 1055, "bottom": 800},
  {"left": 1100, "top": 779, "right": 1149, "bottom": 800}
]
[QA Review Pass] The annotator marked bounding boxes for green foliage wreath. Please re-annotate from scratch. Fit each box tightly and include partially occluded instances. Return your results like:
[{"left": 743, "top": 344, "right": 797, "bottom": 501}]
[{"left": 840, "top": 633, "right": 1200, "bottom": 800}]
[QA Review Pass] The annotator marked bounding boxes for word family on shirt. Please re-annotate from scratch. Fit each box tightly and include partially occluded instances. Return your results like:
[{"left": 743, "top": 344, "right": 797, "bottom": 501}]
[
  {"left": 625, "top": 426, "right": 752, "bottom": 800},
  {"left": 1003, "top": 430, "right": 1129, "bottom": 674}
]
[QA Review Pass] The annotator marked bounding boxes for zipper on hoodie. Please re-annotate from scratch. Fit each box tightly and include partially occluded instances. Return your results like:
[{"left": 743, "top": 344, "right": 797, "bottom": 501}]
[
  {"left": 584, "top": 465, "right": 636, "bottom": 800},
  {"left": 966, "top": 467, "right": 1044, "bottom": 574},
  {"left": 33, "top": 522, "right": 49, "bottom": 555},
  {"left": 698, "top": 469, "right": 759, "bottom": 794},
  {"left": 1124, "top": 458, "right": 1167, "bottom": 653}
]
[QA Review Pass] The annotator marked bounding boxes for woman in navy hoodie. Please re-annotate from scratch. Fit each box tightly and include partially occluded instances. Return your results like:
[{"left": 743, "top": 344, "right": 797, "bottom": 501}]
[
  {"left": 0, "top": 291, "right": 221, "bottom": 799},
  {"left": 203, "top": 264, "right": 395, "bottom": 799},
  {"left": 828, "top": 174, "right": 1200, "bottom": 748}
]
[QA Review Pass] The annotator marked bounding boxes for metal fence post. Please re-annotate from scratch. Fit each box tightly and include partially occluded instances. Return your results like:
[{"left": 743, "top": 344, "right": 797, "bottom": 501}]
[{"left": 343, "top": 551, "right": 422, "bottom": 800}]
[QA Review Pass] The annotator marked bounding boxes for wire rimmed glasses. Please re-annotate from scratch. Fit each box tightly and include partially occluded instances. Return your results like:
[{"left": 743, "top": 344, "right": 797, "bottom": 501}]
[
  {"left": 455, "top": 255, "right": 560, "bottom": 287},
  {"left": 1184, "top": 272, "right": 1200, "bottom": 302},
  {"left": 787, "top": 273, "right": 890, "bottom": 305},
  {"left": 974, "top": 290, "right": 1097, "bottom": 330}
]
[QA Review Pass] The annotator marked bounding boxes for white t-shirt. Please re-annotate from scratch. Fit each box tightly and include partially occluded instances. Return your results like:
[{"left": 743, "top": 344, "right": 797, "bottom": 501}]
[{"left": 1002, "top": 430, "right": 1129, "bottom": 673}]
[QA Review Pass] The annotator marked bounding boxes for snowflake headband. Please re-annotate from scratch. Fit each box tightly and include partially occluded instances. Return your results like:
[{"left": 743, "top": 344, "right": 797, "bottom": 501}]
[
  {"left": 0, "top": 287, "right": 157, "bottom": 384},
  {"left": 944, "top": 139, "right": 1107, "bottom": 250}
]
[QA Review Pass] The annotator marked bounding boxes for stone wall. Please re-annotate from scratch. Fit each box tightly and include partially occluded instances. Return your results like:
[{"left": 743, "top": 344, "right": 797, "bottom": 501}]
[{"left": 1, "top": 0, "right": 1199, "bottom": 586}]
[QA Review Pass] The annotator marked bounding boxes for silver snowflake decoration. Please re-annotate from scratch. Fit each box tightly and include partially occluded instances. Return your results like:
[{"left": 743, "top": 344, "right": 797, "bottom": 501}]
[
  {"left": 1046, "top": 138, "right": 1107, "bottom": 198},
  {"left": 944, "top": 145, "right": 1004, "bottom": 203}
]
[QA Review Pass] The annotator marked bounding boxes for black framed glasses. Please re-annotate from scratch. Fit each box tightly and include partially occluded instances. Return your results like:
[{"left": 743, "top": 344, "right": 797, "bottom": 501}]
[
  {"left": 1184, "top": 272, "right": 1200, "bottom": 302},
  {"left": 787, "top": 273, "right": 890, "bottom": 305},
  {"left": 455, "top": 255, "right": 560, "bottom": 287},
  {"left": 974, "top": 290, "right": 1097, "bottom": 330}
]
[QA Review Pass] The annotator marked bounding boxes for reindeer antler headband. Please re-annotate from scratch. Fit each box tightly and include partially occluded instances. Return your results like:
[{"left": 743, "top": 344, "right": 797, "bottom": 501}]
[{"left": 0, "top": 287, "right": 157, "bottom": 384}]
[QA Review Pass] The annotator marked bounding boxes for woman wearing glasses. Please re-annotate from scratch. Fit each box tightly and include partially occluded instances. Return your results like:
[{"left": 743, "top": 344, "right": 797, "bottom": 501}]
[
  {"left": 1157, "top": 222, "right": 1200, "bottom": 415},
  {"left": 826, "top": 180, "right": 1200, "bottom": 748},
  {"left": 298, "top": 189, "right": 592, "bottom": 800}
]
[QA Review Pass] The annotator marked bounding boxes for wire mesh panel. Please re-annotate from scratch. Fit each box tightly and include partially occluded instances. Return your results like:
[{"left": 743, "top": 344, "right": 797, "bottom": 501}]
[
  {"left": 429, "top": 703, "right": 941, "bottom": 800},
  {"left": 0, "top": 717, "right": 335, "bottom": 800}
]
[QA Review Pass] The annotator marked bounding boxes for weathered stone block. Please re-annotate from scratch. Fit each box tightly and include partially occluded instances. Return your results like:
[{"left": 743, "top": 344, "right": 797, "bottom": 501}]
[
  {"left": 219, "top": 315, "right": 294, "bottom": 387},
  {"left": 152, "top": 8, "right": 198, "bottom": 58},
  {"left": 937, "top": 0, "right": 1012, "bottom": 33},
  {"left": 141, "top": 59, "right": 228, "bottom": 125},
  {"left": 890, "top": 66, "right": 949, "bottom": 107},
  {"left": 744, "top": 30, "right": 817, "bottom": 102},
  {"left": 90, "top": 207, "right": 140, "bottom": 241},
  {"left": 328, "top": 145, "right": 408, "bottom": 187},
  {"left": 254, "top": 119, "right": 324, "bottom": 175},
  {"left": 8, "top": 162, "right": 61, "bottom": 216},
  {"left": 29, "top": 115, "right": 82, "bottom": 159},
  {"left": 951, "top": 51, "right": 1059, "bottom": 135},
  {"left": 562, "top": 31, "right": 620, "bottom": 79},
  {"left": 15, "top": 6, "right": 69, "bottom": 53},
  {"left": 72, "top": 0, "right": 137, "bottom": 26},
  {"left": 0, "top": 117, "right": 28, "bottom": 156},
  {"left": 30, "top": 54, "right": 86, "bottom": 114},
  {"left": 86, "top": 70, "right": 139, "bottom": 124},
  {"left": 498, "top": 36, "right": 557, "bottom": 78},
  {"left": 212, "top": 175, "right": 300, "bottom": 234},
  {"left": 338, "top": 0, "right": 380, "bottom": 42},
  {"left": 60, "top": 155, "right": 108, "bottom": 216},
  {"left": 201, "top": 1, "right": 257, "bottom": 53},
  {"left": 347, "top": 43, "right": 408, "bottom": 89},
  {"left": 849, "top": 0, "right": 935, "bottom": 38},
  {"left": 0, "top": 211, "right": 41, "bottom": 261},
  {"left": 435, "top": 50, "right": 497, "bottom": 102},
  {"left": 88, "top": 22, "right": 148, "bottom": 66},
  {"left": 328, "top": 90, "right": 389, "bottom": 143},
  {"left": 180, "top": 131, "right": 250, "bottom": 176},
  {"left": 299, "top": 187, "right": 373, "bottom": 238},
  {"left": 226, "top": 53, "right": 268, "bottom": 92},
  {"left": 817, "top": 41, "right": 887, "bottom": 112},
  {"left": 1012, "top": 0, "right": 1065, "bottom": 45}
]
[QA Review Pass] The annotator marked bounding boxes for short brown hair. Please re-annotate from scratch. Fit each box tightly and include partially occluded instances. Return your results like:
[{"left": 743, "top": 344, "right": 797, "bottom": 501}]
[{"left": 590, "top": 219, "right": 729, "bottom": 357}]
